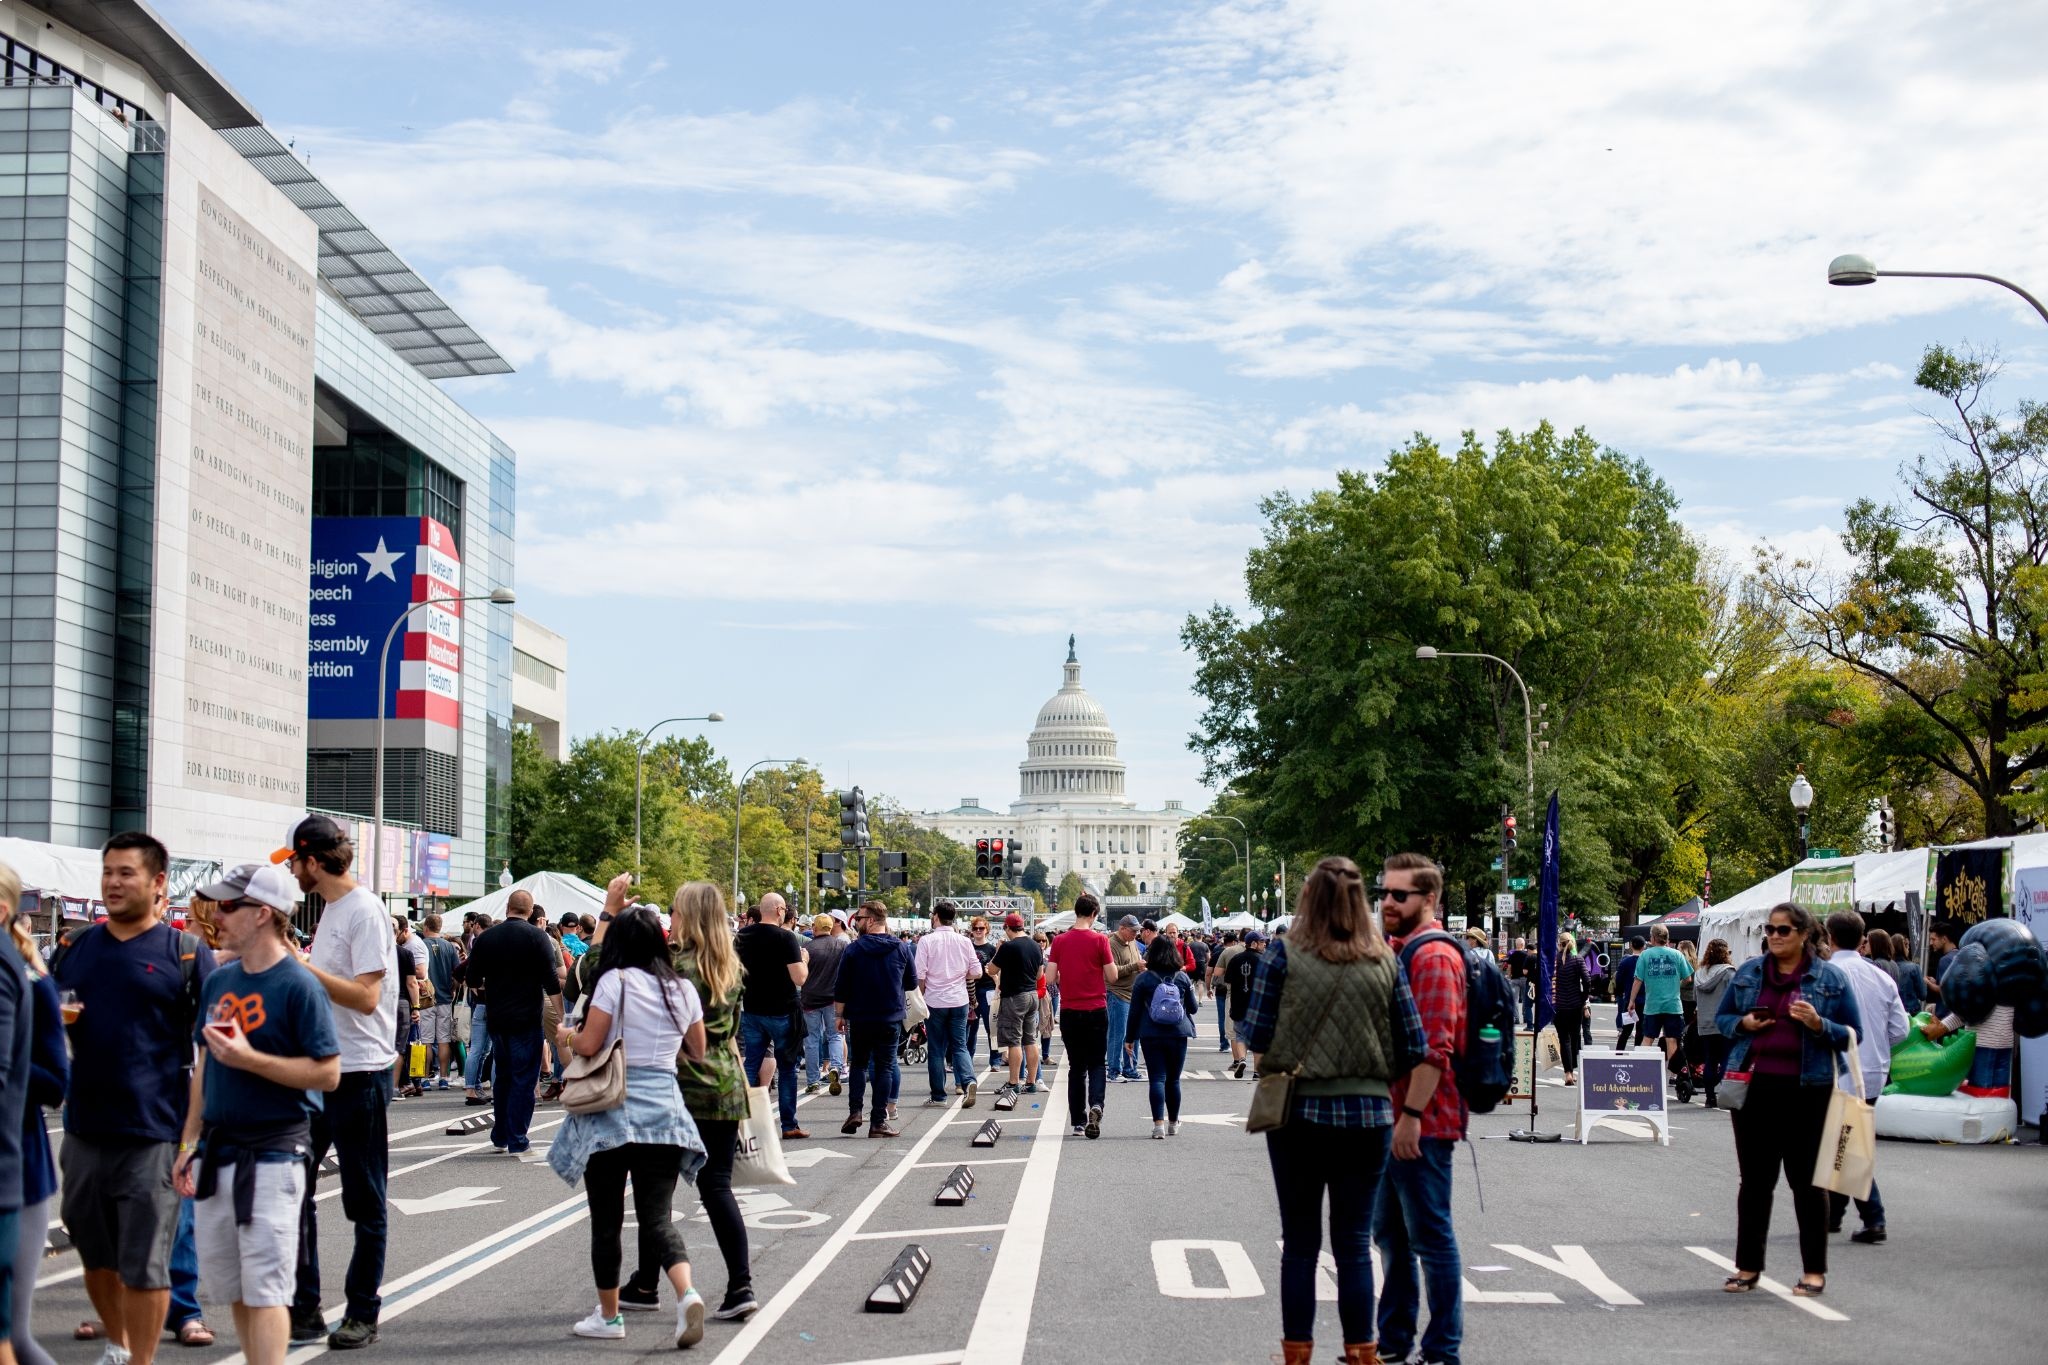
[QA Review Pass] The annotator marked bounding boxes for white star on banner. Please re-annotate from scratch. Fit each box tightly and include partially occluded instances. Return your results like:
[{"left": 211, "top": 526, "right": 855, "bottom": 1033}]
[{"left": 359, "top": 537, "right": 404, "bottom": 583}]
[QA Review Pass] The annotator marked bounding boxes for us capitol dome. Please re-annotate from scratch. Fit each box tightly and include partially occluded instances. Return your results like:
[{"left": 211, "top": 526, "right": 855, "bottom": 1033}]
[{"left": 913, "top": 637, "right": 1192, "bottom": 896}]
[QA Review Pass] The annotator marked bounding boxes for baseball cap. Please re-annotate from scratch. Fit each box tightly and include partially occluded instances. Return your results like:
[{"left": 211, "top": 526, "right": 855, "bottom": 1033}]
[
  {"left": 829, "top": 908, "right": 851, "bottom": 926},
  {"left": 813, "top": 913, "right": 835, "bottom": 933},
  {"left": 197, "top": 862, "right": 298, "bottom": 914},
  {"left": 272, "top": 813, "right": 347, "bottom": 865},
  {"left": 1003, "top": 912, "right": 1026, "bottom": 931},
  {"left": 1118, "top": 915, "right": 1139, "bottom": 929},
  {"left": 1244, "top": 929, "right": 1266, "bottom": 943}
]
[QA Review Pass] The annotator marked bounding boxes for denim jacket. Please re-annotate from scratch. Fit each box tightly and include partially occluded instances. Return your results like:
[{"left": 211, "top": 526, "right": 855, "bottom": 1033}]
[{"left": 1714, "top": 954, "right": 1862, "bottom": 1087}]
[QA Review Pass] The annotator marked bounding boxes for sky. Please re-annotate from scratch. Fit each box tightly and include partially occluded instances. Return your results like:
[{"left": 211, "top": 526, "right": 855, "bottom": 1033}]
[{"left": 165, "top": 0, "right": 2048, "bottom": 817}]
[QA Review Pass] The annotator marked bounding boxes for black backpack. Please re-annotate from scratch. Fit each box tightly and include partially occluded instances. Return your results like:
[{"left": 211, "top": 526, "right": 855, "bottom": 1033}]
[{"left": 1398, "top": 930, "right": 1517, "bottom": 1114}]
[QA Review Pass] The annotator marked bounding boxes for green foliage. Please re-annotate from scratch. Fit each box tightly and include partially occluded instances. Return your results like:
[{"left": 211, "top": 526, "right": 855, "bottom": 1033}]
[
  {"left": 1105, "top": 868, "right": 1138, "bottom": 896},
  {"left": 1055, "top": 870, "right": 1086, "bottom": 911},
  {"left": 1020, "top": 856, "right": 1050, "bottom": 895}
]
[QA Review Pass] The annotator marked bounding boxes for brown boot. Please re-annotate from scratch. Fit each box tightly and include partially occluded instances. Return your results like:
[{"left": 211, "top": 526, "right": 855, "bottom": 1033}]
[
  {"left": 1274, "top": 1343, "right": 1313, "bottom": 1365},
  {"left": 1342, "top": 1344, "right": 1382, "bottom": 1365}
]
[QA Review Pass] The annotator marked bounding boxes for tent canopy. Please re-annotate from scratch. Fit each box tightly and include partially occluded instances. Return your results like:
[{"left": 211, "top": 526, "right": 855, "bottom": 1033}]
[
  {"left": 1157, "top": 912, "right": 1198, "bottom": 931},
  {"left": 454, "top": 870, "right": 606, "bottom": 922},
  {"left": 0, "top": 837, "right": 103, "bottom": 901},
  {"left": 1213, "top": 911, "right": 1260, "bottom": 931}
]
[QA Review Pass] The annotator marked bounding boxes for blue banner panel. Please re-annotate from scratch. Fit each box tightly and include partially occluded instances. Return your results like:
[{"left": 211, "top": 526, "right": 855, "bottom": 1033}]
[{"left": 307, "top": 516, "right": 427, "bottom": 720}]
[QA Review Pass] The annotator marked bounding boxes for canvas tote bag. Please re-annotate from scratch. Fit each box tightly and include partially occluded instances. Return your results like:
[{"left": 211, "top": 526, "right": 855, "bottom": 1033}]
[{"left": 1814, "top": 1027, "right": 1876, "bottom": 1201}]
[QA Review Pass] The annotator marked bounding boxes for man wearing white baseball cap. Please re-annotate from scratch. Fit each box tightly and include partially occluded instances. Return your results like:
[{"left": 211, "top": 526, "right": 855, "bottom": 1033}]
[
  {"left": 174, "top": 864, "right": 338, "bottom": 1365},
  {"left": 275, "top": 816, "right": 395, "bottom": 1351}
]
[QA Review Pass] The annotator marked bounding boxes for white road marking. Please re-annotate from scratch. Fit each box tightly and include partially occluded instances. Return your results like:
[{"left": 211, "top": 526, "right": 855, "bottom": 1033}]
[
  {"left": 317, "top": 1116, "right": 566, "bottom": 1202},
  {"left": 1686, "top": 1246, "right": 1849, "bottom": 1322},
  {"left": 847, "top": 1222, "right": 1010, "bottom": 1241},
  {"left": 708, "top": 1089, "right": 977, "bottom": 1364},
  {"left": 1465, "top": 1278, "right": 1563, "bottom": 1305},
  {"left": 1153, "top": 1238, "right": 1265, "bottom": 1299},
  {"left": 1170, "top": 1112, "right": 1244, "bottom": 1126},
  {"left": 958, "top": 1088, "right": 1068, "bottom": 1362},
  {"left": 818, "top": 1354, "right": 965, "bottom": 1365},
  {"left": 1494, "top": 1244, "right": 1641, "bottom": 1306},
  {"left": 390, "top": 1185, "right": 503, "bottom": 1215},
  {"left": 912, "top": 1157, "right": 1028, "bottom": 1168},
  {"left": 782, "top": 1147, "right": 857, "bottom": 1169}
]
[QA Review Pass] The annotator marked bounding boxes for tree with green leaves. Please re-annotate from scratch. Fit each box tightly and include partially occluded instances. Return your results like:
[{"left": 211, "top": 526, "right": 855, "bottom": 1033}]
[
  {"left": 1020, "top": 856, "right": 1050, "bottom": 895},
  {"left": 1760, "top": 344, "right": 2048, "bottom": 838},
  {"left": 1105, "top": 869, "right": 1137, "bottom": 896},
  {"left": 1055, "top": 871, "right": 1086, "bottom": 911}
]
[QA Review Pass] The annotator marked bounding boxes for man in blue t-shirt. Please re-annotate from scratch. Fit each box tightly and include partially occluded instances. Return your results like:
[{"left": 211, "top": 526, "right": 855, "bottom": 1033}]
[
  {"left": 176, "top": 863, "right": 339, "bottom": 1365},
  {"left": 56, "top": 832, "right": 217, "bottom": 1365},
  {"left": 1611, "top": 938, "right": 1643, "bottom": 1048},
  {"left": 1628, "top": 925, "right": 1693, "bottom": 1076}
]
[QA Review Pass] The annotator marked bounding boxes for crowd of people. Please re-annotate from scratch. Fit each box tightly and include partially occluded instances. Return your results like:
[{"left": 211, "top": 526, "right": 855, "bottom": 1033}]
[{"left": 0, "top": 822, "right": 1993, "bottom": 1365}]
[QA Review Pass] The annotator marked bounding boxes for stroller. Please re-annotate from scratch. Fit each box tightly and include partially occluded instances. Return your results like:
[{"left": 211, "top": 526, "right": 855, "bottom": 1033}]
[{"left": 898, "top": 1020, "right": 929, "bottom": 1068}]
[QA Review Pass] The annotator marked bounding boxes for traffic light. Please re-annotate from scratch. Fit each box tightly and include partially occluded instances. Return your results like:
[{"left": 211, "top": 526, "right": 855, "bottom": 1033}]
[
  {"left": 1877, "top": 801, "right": 1894, "bottom": 851},
  {"left": 1502, "top": 811, "right": 1518, "bottom": 855},
  {"left": 878, "top": 850, "right": 908, "bottom": 889},
  {"left": 839, "top": 787, "right": 869, "bottom": 848},
  {"left": 975, "top": 839, "right": 994, "bottom": 878},
  {"left": 815, "top": 850, "right": 845, "bottom": 890},
  {"left": 1005, "top": 840, "right": 1023, "bottom": 882}
]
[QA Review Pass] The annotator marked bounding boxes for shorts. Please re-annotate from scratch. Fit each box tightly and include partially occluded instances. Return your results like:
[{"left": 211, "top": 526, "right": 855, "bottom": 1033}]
[
  {"left": 418, "top": 1003, "right": 456, "bottom": 1047},
  {"left": 996, "top": 992, "right": 1040, "bottom": 1048},
  {"left": 394, "top": 999, "right": 414, "bottom": 1053},
  {"left": 59, "top": 1135, "right": 179, "bottom": 1289},
  {"left": 1639, "top": 1012, "right": 1686, "bottom": 1041},
  {"left": 1231, "top": 1016, "right": 1253, "bottom": 1045},
  {"left": 194, "top": 1158, "right": 305, "bottom": 1308}
]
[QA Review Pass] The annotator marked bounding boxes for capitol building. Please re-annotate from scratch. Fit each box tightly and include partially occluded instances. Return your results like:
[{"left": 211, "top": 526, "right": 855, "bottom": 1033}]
[{"left": 914, "top": 639, "right": 1194, "bottom": 895}]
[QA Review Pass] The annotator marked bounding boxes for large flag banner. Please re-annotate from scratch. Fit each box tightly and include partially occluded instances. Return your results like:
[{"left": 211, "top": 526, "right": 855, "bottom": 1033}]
[
  {"left": 1789, "top": 864, "right": 1856, "bottom": 914},
  {"left": 1536, "top": 790, "right": 1560, "bottom": 1032},
  {"left": 1932, "top": 847, "right": 2006, "bottom": 926}
]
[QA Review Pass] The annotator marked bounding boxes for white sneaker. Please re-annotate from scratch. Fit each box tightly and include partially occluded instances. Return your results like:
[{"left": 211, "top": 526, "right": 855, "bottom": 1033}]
[
  {"left": 676, "top": 1289, "right": 706, "bottom": 1348},
  {"left": 573, "top": 1305, "right": 626, "bottom": 1339},
  {"left": 1168, "top": 1120, "right": 1182, "bottom": 1136},
  {"left": 97, "top": 1346, "right": 132, "bottom": 1365},
  {"left": 1151, "top": 1121, "right": 1166, "bottom": 1139}
]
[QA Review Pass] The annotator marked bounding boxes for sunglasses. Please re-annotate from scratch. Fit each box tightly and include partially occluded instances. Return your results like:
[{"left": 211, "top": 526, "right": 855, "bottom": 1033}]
[
  {"left": 1763, "top": 924, "right": 1799, "bottom": 938},
  {"left": 1371, "top": 886, "right": 1424, "bottom": 904},
  {"left": 216, "top": 899, "right": 265, "bottom": 916}
]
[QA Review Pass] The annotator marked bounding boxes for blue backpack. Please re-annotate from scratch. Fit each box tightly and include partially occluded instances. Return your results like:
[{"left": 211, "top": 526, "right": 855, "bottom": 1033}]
[
  {"left": 1398, "top": 931, "right": 1517, "bottom": 1114},
  {"left": 1147, "top": 972, "right": 1188, "bottom": 1027}
]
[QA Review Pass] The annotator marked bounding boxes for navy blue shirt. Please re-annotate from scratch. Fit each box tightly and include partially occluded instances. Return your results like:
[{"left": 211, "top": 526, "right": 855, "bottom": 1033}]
[
  {"left": 833, "top": 932, "right": 918, "bottom": 1024},
  {"left": 56, "top": 921, "right": 216, "bottom": 1144},
  {"left": 22, "top": 971, "right": 66, "bottom": 1205},
  {"left": 0, "top": 938, "right": 28, "bottom": 1208},
  {"left": 195, "top": 956, "right": 339, "bottom": 1129}
]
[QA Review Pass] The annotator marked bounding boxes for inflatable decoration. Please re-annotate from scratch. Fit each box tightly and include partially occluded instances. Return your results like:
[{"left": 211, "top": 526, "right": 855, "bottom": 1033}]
[
  {"left": 1937, "top": 942, "right": 1997, "bottom": 1024},
  {"left": 2015, "top": 988, "right": 2048, "bottom": 1040},
  {"left": 1882, "top": 1011, "right": 1976, "bottom": 1097},
  {"left": 1957, "top": 917, "right": 2048, "bottom": 1009}
]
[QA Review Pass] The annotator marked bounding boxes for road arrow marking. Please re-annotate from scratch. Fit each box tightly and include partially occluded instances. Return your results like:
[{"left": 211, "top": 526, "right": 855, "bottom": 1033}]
[
  {"left": 1170, "top": 1113, "right": 1243, "bottom": 1127},
  {"left": 392, "top": 1186, "right": 503, "bottom": 1216},
  {"left": 782, "top": 1148, "right": 856, "bottom": 1170}
]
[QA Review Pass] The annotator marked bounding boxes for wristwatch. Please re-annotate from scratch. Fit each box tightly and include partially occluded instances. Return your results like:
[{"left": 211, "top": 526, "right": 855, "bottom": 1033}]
[{"left": 1401, "top": 1105, "right": 1425, "bottom": 1120}]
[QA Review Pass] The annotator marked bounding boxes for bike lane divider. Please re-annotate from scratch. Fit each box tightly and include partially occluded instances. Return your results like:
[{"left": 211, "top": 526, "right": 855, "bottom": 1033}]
[{"left": 957, "top": 1091, "right": 1067, "bottom": 1364}]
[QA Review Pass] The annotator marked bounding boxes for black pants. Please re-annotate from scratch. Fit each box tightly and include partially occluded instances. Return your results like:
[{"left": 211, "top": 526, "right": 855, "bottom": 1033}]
[
  {"left": 1557, "top": 1013, "right": 1583, "bottom": 1075},
  {"left": 847, "top": 1022, "right": 898, "bottom": 1125},
  {"left": 295, "top": 1069, "right": 391, "bottom": 1323},
  {"left": 1702, "top": 1034, "right": 1732, "bottom": 1099},
  {"left": 1267, "top": 1120, "right": 1388, "bottom": 1343},
  {"left": 585, "top": 1143, "right": 687, "bottom": 1290},
  {"left": 1731, "top": 1074, "right": 1832, "bottom": 1276},
  {"left": 1060, "top": 1008, "right": 1108, "bottom": 1126},
  {"left": 631, "top": 1118, "right": 748, "bottom": 1301}
]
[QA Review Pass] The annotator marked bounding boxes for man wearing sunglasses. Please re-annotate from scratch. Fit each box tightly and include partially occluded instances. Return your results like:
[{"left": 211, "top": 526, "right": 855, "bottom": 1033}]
[
  {"left": 175, "top": 865, "right": 339, "bottom": 1365},
  {"left": 1373, "top": 854, "right": 1464, "bottom": 1365}
]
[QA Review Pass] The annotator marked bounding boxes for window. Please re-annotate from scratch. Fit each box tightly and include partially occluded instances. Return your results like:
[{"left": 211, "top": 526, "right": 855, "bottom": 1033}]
[{"left": 512, "top": 650, "right": 558, "bottom": 688}]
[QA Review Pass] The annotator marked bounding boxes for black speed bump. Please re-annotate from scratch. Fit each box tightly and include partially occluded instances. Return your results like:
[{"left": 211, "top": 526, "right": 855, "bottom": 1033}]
[
  {"left": 970, "top": 1119, "right": 1002, "bottom": 1148},
  {"left": 934, "top": 1164, "right": 975, "bottom": 1206},
  {"left": 864, "top": 1244, "right": 931, "bottom": 1313},
  {"left": 445, "top": 1112, "right": 492, "bottom": 1137},
  {"left": 992, "top": 1089, "right": 1017, "bottom": 1112}
]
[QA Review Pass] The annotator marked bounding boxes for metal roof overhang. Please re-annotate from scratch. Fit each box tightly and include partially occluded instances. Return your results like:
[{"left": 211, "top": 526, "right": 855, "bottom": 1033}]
[{"left": 33, "top": 0, "right": 257, "bottom": 127}]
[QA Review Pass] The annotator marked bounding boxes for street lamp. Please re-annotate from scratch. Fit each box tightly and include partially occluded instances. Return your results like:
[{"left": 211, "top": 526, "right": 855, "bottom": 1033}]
[
  {"left": 733, "top": 757, "right": 804, "bottom": 908},
  {"left": 1416, "top": 645, "right": 1536, "bottom": 945},
  {"left": 371, "top": 586, "right": 515, "bottom": 896},
  {"left": 1827, "top": 254, "right": 2048, "bottom": 326},
  {"left": 634, "top": 713, "right": 726, "bottom": 878},
  {"left": 1200, "top": 812, "right": 1253, "bottom": 936},
  {"left": 1789, "top": 765, "right": 1815, "bottom": 860}
]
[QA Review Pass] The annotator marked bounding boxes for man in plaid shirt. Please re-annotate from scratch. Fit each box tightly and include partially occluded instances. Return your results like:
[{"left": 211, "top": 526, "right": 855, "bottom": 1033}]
[{"left": 1374, "top": 852, "right": 1465, "bottom": 1365}]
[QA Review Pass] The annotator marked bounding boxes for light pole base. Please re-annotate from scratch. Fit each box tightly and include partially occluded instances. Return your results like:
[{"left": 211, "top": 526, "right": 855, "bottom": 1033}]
[{"left": 1508, "top": 1128, "right": 1563, "bottom": 1144}]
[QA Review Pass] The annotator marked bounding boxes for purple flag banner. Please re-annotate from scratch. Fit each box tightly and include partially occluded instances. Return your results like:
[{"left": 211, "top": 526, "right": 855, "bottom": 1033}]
[{"left": 1536, "top": 790, "right": 1561, "bottom": 1032}]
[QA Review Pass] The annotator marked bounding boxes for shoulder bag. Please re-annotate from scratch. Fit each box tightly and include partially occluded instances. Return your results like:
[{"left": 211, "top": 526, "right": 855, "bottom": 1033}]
[
  {"left": 561, "top": 974, "right": 629, "bottom": 1115},
  {"left": 1246, "top": 948, "right": 1341, "bottom": 1135}
]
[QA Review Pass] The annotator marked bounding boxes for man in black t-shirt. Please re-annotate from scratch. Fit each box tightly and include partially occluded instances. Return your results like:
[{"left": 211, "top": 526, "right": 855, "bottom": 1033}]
[
  {"left": 1224, "top": 931, "right": 1265, "bottom": 1078},
  {"left": 735, "top": 893, "right": 809, "bottom": 1139},
  {"left": 990, "top": 914, "right": 1044, "bottom": 1096},
  {"left": 1507, "top": 937, "right": 1534, "bottom": 1030},
  {"left": 462, "top": 895, "right": 561, "bottom": 1153}
]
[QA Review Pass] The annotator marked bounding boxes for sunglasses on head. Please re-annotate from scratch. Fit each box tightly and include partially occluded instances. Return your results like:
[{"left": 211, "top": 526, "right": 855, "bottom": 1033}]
[
  {"left": 1371, "top": 885, "right": 1424, "bottom": 904},
  {"left": 1764, "top": 924, "right": 1799, "bottom": 937}
]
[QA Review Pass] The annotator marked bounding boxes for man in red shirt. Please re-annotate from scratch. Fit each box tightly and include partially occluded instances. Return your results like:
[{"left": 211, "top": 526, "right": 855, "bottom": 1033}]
[
  {"left": 1375, "top": 852, "right": 1465, "bottom": 1365},
  {"left": 1044, "top": 895, "right": 1116, "bottom": 1139}
]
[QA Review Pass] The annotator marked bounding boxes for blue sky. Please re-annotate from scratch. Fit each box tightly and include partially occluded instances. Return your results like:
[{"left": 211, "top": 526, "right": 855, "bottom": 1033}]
[{"left": 168, "top": 0, "right": 2048, "bottom": 816}]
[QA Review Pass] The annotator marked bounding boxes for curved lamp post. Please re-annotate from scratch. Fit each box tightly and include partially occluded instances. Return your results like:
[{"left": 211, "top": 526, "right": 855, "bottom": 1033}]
[
  {"left": 1827, "top": 254, "right": 2048, "bottom": 326},
  {"left": 1416, "top": 646, "right": 1536, "bottom": 947},
  {"left": 634, "top": 713, "right": 725, "bottom": 878},
  {"left": 1200, "top": 812, "right": 1254, "bottom": 935},
  {"left": 1789, "top": 765, "right": 1814, "bottom": 860},
  {"left": 733, "top": 757, "right": 804, "bottom": 909},
  {"left": 372, "top": 586, "right": 515, "bottom": 896}
]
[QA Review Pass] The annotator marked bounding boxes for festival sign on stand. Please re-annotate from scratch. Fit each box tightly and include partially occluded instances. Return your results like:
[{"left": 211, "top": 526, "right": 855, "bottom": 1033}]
[{"left": 1574, "top": 1048, "right": 1671, "bottom": 1145}]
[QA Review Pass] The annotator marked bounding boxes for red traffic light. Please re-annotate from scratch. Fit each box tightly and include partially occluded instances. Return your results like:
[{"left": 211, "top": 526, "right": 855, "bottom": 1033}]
[
  {"left": 991, "top": 839, "right": 1004, "bottom": 853},
  {"left": 976, "top": 839, "right": 990, "bottom": 854}
]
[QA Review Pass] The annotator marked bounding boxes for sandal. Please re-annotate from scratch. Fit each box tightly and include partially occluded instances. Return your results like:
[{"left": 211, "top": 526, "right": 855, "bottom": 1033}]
[
  {"left": 75, "top": 1322, "right": 105, "bottom": 1341},
  {"left": 177, "top": 1320, "right": 216, "bottom": 1347},
  {"left": 1792, "top": 1277, "right": 1826, "bottom": 1297},
  {"left": 1722, "top": 1273, "right": 1760, "bottom": 1293}
]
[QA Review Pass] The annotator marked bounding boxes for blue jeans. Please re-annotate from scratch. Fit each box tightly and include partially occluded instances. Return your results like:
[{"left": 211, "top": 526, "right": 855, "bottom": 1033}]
[
  {"left": 1215, "top": 992, "right": 1230, "bottom": 1049},
  {"left": 1967, "top": 1045, "right": 2013, "bottom": 1092},
  {"left": 1515, "top": 977, "right": 1534, "bottom": 1029},
  {"left": 925, "top": 1004, "right": 974, "bottom": 1099},
  {"left": 169, "top": 1196, "right": 199, "bottom": 1327},
  {"left": 295, "top": 1069, "right": 392, "bottom": 1324},
  {"left": 1375, "top": 1138, "right": 1462, "bottom": 1365},
  {"left": 1140, "top": 1036, "right": 1187, "bottom": 1121},
  {"left": 1269, "top": 1120, "right": 1388, "bottom": 1342},
  {"left": 967, "top": 987, "right": 993, "bottom": 1062},
  {"left": 1105, "top": 994, "right": 1135, "bottom": 1076},
  {"left": 488, "top": 1026, "right": 543, "bottom": 1151},
  {"left": 463, "top": 1003, "right": 494, "bottom": 1090},
  {"left": 803, "top": 1006, "right": 846, "bottom": 1085},
  {"left": 740, "top": 1012, "right": 800, "bottom": 1131}
]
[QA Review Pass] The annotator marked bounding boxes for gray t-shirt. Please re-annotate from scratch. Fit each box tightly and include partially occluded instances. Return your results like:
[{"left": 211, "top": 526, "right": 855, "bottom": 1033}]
[{"left": 800, "top": 933, "right": 847, "bottom": 1011}]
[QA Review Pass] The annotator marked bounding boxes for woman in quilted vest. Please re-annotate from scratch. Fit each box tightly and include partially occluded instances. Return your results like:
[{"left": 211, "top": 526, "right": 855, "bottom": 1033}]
[{"left": 1246, "top": 857, "right": 1426, "bottom": 1365}]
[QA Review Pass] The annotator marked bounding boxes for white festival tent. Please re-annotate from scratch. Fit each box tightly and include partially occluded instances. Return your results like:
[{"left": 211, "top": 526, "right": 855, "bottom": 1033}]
[
  {"left": 1697, "top": 835, "right": 2048, "bottom": 962},
  {"left": 1213, "top": 910, "right": 1261, "bottom": 931},
  {"left": 0, "top": 837, "right": 103, "bottom": 901},
  {"left": 454, "top": 870, "right": 607, "bottom": 922},
  {"left": 1035, "top": 911, "right": 1077, "bottom": 933},
  {"left": 1157, "top": 912, "right": 1199, "bottom": 931}
]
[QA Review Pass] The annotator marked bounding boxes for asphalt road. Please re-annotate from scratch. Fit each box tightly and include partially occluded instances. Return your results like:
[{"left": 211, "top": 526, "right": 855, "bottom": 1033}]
[{"left": 30, "top": 1000, "right": 2048, "bottom": 1364}]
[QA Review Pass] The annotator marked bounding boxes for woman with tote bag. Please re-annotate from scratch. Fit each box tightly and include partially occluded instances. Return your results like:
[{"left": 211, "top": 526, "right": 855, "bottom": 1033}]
[
  {"left": 1244, "top": 857, "right": 1426, "bottom": 1365},
  {"left": 549, "top": 905, "right": 710, "bottom": 1346}
]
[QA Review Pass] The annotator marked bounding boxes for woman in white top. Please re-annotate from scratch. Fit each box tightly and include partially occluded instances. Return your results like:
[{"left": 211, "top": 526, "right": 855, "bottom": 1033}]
[{"left": 550, "top": 907, "right": 710, "bottom": 1347}]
